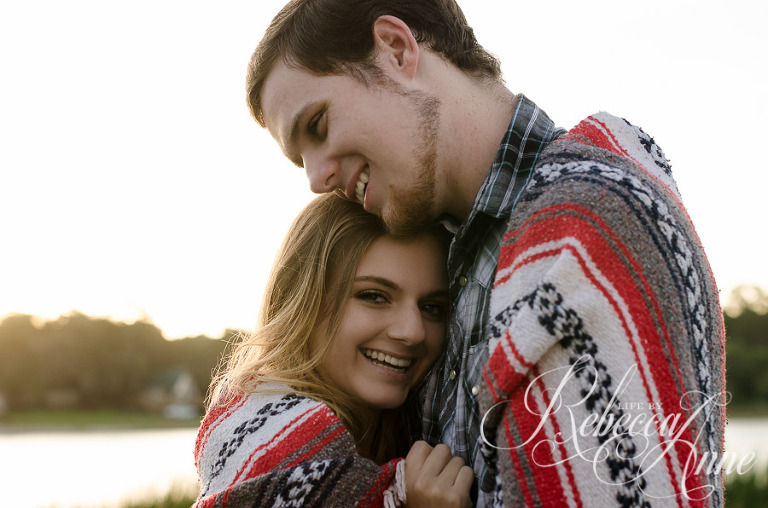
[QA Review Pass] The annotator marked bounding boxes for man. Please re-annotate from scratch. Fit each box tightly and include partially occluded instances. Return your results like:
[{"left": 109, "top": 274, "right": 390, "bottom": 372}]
[{"left": 248, "top": 1, "right": 726, "bottom": 506}]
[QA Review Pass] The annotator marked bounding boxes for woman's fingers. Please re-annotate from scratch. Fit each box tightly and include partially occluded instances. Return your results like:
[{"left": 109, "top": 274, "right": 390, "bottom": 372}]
[
  {"left": 406, "top": 442, "right": 469, "bottom": 484},
  {"left": 454, "top": 464, "right": 475, "bottom": 491},
  {"left": 404, "top": 441, "right": 474, "bottom": 507},
  {"left": 436, "top": 456, "right": 470, "bottom": 483},
  {"left": 405, "top": 440, "right": 432, "bottom": 466},
  {"left": 419, "top": 443, "right": 454, "bottom": 478},
  {"left": 404, "top": 440, "right": 433, "bottom": 481}
]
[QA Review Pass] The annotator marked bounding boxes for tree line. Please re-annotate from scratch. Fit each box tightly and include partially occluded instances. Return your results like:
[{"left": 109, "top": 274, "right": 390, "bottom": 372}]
[
  {"left": 0, "top": 284, "right": 766, "bottom": 414},
  {"left": 0, "top": 312, "right": 233, "bottom": 412},
  {"left": 723, "top": 285, "right": 768, "bottom": 411}
]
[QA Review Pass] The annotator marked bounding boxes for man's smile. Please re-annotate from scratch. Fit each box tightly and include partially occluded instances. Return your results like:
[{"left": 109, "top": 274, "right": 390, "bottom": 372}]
[{"left": 354, "top": 166, "right": 370, "bottom": 204}]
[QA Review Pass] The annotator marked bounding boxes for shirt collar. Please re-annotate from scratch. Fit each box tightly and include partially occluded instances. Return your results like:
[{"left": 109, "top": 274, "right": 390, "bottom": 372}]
[{"left": 469, "top": 94, "right": 565, "bottom": 220}]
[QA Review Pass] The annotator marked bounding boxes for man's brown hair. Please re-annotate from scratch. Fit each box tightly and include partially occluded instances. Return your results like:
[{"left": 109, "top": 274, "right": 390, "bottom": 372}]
[{"left": 246, "top": 0, "right": 502, "bottom": 126}]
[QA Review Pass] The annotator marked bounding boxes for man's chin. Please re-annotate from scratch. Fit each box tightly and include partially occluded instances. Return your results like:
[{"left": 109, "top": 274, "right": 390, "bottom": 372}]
[{"left": 382, "top": 208, "right": 435, "bottom": 237}]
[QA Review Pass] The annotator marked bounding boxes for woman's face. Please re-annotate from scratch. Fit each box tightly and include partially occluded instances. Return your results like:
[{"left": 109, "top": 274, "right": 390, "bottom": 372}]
[{"left": 313, "top": 234, "right": 448, "bottom": 413}]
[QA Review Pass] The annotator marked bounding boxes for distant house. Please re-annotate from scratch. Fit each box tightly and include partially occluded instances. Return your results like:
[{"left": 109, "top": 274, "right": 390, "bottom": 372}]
[{"left": 139, "top": 367, "right": 202, "bottom": 419}]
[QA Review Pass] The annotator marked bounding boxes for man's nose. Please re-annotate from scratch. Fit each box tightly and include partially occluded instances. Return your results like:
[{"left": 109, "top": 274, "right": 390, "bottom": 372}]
[
  {"left": 387, "top": 305, "right": 426, "bottom": 345},
  {"left": 304, "top": 150, "right": 340, "bottom": 194}
]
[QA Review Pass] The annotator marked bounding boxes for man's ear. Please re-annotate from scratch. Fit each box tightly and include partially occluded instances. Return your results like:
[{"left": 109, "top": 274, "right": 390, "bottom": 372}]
[{"left": 371, "top": 15, "right": 420, "bottom": 79}]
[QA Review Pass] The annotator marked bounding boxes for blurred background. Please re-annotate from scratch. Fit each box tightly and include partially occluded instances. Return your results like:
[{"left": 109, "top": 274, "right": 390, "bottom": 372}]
[{"left": 1, "top": 1, "right": 766, "bottom": 506}]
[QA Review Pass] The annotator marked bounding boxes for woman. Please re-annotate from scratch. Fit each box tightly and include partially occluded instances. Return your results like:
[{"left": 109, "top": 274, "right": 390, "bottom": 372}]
[{"left": 194, "top": 194, "right": 473, "bottom": 507}]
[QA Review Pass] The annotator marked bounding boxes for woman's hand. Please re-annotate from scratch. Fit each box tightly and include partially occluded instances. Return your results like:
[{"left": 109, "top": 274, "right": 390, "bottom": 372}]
[{"left": 404, "top": 441, "right": 474, "bottom": 508}]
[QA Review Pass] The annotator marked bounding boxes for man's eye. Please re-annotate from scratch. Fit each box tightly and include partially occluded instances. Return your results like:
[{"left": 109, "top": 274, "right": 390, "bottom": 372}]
[{"left": 308, "top": 110, "right": 325, "bottom": 136}]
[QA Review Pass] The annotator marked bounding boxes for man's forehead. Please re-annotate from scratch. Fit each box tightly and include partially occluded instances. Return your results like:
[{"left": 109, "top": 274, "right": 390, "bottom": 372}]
[
  {"left": 260, "top": 60, "right": 298, "bottom": 133},
  {"left": 260, "top": 61, "right": 313, "bottom": 153}
]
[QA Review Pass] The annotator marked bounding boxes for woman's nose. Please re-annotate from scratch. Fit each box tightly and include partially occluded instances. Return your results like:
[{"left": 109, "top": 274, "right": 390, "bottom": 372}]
[{"left": 387, "top": 305, "right": 426, "bottom": 345}]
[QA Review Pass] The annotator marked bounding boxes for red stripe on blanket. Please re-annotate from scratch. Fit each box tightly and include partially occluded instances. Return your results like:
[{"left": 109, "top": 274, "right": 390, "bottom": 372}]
[
  {"left": 195, "top": 395, "right": 247, "bottom": 467},
  {"left": 502, "top": 387, "right": 537, "bottom": 506},
  {"left": 287, "top": 420, "right": 347, "bottom": 468},
  {"left": 359, "top": 459, "right": 401, "bottom": 508},
  {"left": 485, "top": 328, "right": 534, "bottom": 402},
  {"left": 506, "top": 329, "right": 535, "bottom": 370},
  {"left": 569, "top": 117, "right": 637, "bottom": 164},
  {"left": 232, "top": 403, "right": 335, "bottom": 484},
  {"left": 498, "top": 371, "right": 578, "bottom": 507},
  {"left": 499, "top": 203, "right": 687, "bottom": 402},
  {"left": 585, "top": 117, "right": 692, "bottom": 216},
  {"left": 537, "top": 366, "right": 583, "bottom": 508},
  {"left": 561, "top": 115, "right": 694, "bottom": 226},
  {"left": 219, "top": 405, "right": 348, "bottom": 508},
  {"left": 492, "top": 203, "right": 704, "bottom": 498},
  {"left": 530, "top": 365, "right": 579, "bottom": 508},
  {"left": 564, "top": 204, "right": 704, "bottom": 499},
  {"left": 194, "top": 494, "right": 218, "bottom": 508}
]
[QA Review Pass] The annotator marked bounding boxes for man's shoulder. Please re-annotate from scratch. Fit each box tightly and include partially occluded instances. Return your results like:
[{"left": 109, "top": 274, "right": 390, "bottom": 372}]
[
  {"left": 494, "top": 111, "right": 694, "bottom": 251},
  {"left": 495, "top": 112, "right": 686, "bottom": 223},
  {"left": 539, "top": 112, "right": 680, "bottom": 195}
]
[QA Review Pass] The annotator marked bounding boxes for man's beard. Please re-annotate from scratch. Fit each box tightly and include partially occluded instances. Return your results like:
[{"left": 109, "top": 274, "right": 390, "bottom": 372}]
[{"left": 383, "top": 91, "right": 440, "bottom": 237}]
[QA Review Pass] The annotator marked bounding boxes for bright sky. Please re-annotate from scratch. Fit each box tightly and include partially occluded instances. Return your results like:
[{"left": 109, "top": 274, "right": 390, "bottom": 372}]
[{"left": 1, "top": 0, "right": 766, "bottom": 339}]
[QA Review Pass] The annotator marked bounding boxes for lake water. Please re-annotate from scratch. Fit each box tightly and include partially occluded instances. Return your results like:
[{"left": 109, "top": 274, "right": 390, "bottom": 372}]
[
  {"left": 0, "top": 418, "right": 766, "bottom": 508},
  {"left": 0, "top": 428, "right": 199, "bottom": 508}
]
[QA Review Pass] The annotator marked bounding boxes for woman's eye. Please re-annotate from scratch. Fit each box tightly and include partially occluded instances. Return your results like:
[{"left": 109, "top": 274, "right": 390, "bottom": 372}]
[
  {"left": 356, "top": 291, "right": 387, "bottom": 304},
  {"left": 421, "top": 302, "right": 447, "bottom": 320}
]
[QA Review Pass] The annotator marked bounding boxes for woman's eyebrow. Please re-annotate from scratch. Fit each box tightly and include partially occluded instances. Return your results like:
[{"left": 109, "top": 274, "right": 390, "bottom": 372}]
[
  {"left": 354, "top": 275, "right": 399, "bottom": 290},
  {"left": 354, "top": 275, "right": 449, "bottom": 298}
]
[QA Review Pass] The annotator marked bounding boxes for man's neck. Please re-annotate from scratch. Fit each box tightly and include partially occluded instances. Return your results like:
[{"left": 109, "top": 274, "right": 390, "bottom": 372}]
[{"left": 437, "top": 78, "right": 518, "bottom": 222}]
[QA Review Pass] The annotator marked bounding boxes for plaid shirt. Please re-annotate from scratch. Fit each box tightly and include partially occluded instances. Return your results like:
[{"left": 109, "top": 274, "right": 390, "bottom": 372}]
[{"left": 422, "top": 95, "right": 565, "bottom": 501}]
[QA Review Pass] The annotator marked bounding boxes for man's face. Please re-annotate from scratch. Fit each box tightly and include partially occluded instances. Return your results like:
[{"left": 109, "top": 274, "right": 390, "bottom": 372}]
[{"left": 260, "top": 60, "right": 442, "bottom": 235}]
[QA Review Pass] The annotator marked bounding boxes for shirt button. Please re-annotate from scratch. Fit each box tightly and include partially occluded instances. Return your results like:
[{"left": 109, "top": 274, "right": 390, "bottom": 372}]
[
  {"left": 459, "top": 276, "right": 468, "bottom": 287},
  {"left": 449, "top": 370, "right": 457, "bottom": 380},
  {"left": 471, "top": 385, "right": 479, "bottom": 396}
]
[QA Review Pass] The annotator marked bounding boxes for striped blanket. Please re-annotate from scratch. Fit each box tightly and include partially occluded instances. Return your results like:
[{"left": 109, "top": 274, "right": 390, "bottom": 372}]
[
  {"left": 194, "top": 390, "right": 406, "bottom": 507},
  {"left": 479, "top": 113, "right": 726, "bottom": 507}
]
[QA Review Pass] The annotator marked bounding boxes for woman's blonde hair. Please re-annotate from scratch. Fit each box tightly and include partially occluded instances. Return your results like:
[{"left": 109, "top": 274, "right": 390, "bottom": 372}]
[{"left": 209, "top": 193, "right": 448, "bottom": 462}]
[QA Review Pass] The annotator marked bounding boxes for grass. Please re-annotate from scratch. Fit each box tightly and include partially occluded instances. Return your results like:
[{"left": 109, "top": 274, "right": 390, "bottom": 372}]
[
  {"left": 24, "top": 466, "right": 766, "bottom": 508},
  {"left": 725, "top": 467, "right": 768, "bottom": 507},
  {"left": 110, "top": 468, "right": 766, "bottom": 508},
  {"left": 725, "top": 404, "right": 768, "bottom": 418},
  {"left": 0, "top": 409, "right": 200, "bottom": 430},
  {"left": 114, "top": 482, "right": 198, "bottom": 508},
  {"left": 118, "top": 496, "right": 196, "bottom": 508}
]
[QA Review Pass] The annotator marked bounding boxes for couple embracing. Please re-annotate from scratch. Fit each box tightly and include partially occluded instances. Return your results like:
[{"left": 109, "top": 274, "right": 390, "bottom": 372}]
[{"left": 194, "top": 1, "right": 726, "bottom": 507}]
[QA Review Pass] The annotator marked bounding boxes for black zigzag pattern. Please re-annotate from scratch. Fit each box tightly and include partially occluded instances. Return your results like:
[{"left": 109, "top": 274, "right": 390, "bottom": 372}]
[
  {"left": 491, "top": 283, "right": 651, "bottom": 508},
  {"left": 205, "top": 393, "right": 303, "bottom": 493}
]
